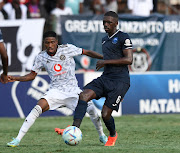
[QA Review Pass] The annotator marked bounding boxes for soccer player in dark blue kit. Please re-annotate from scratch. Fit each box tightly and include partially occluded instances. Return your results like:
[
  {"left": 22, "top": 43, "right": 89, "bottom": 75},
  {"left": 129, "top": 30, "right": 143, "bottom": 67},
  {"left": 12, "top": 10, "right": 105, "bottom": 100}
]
[
  {"left": 60, "top": 11, "right": 133, "bottom": 146},
  {"left": 72, "top": 11, "right": 133, "bottom": 146}
]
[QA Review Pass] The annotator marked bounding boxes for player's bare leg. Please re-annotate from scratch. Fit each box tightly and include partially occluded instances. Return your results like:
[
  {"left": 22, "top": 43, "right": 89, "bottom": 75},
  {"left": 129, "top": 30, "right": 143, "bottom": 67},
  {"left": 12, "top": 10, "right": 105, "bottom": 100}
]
[{"left": 7, "top": 99, "right": 49, "bottom": 147}]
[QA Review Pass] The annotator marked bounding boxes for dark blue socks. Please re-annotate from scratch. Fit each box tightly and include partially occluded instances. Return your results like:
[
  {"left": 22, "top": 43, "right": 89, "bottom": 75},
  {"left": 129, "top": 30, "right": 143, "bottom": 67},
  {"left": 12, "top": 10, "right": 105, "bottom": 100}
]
[
  {"left": 103, "top": 116, "right": 116, "bottom": 136},
  {"left": 73, "top": 100, "right": 88, "bottom": 128}
]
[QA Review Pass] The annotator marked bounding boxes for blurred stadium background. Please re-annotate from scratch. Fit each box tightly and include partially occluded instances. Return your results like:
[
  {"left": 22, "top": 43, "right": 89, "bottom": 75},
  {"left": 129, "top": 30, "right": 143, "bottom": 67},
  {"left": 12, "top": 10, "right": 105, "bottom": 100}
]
[{"left": 1, "top": 0, "right": 180, "bottom": 118}]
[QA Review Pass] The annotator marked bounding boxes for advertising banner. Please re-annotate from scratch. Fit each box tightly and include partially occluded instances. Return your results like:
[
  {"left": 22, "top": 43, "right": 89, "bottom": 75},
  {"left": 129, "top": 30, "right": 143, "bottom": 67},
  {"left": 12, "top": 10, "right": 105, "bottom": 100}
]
[
  {"left": 0, "top": 72, "right": 84, "bottom": 118},
  {"left": 0, "top": 19, "right": 45, "bottom": 72},
  {"left": 61, "top": 14, "right": 180, "bottom": 72},
  {"left": 123, "top": 72, "right": 180, "bottom": 115},
  {"left": 1, "top": 72, "right": 180, "bottom": 117}
]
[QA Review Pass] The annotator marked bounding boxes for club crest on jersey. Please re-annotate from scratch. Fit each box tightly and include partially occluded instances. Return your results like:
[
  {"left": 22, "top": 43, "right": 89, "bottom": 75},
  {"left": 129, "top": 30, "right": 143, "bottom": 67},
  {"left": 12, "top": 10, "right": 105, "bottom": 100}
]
[
  {"left": 112, "top": 37, "right": 118, "bottom": 44},
  {"left": 54, "top": 64, "right": 62, "bottom": 72},
  {"left": 60, "top": 55, "right": 66, "bottom": 60}
]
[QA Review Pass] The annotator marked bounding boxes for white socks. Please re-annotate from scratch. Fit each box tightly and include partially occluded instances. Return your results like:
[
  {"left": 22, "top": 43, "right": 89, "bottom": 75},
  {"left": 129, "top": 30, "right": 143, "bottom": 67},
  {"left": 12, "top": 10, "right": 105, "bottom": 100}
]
[
  {"left": 15, "top": 103, "right": 104, "bottom": 142},
  {"left": 87, "top": 101, "right": 104, "bottom": 137},
  {"left": 16, "top": 105, "right": 42, "bottom": 141}
]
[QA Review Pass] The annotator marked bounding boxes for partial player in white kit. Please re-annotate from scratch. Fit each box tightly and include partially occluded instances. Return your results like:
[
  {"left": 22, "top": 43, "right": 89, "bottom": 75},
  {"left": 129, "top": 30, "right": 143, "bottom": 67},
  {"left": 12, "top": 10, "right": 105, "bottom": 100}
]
[
  {"left": 7, "top": 31, "right": 107, "bottom": 147},
  {"left": 0, "top": 29, "right": 8, "bottom": 84}
]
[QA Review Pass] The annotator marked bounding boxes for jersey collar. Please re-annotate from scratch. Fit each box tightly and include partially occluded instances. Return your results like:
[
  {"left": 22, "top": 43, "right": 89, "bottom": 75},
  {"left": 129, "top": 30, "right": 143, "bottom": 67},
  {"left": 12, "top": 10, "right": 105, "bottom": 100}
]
[{"left": 108, "top": 29, "right": 120, "bottom": 39}]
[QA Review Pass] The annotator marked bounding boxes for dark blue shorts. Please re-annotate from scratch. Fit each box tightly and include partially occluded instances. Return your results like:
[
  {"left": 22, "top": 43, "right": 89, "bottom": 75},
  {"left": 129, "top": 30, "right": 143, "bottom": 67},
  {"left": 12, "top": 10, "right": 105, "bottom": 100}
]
[{"left": 83, "top": 76, "right": 130, "bottom": 111}]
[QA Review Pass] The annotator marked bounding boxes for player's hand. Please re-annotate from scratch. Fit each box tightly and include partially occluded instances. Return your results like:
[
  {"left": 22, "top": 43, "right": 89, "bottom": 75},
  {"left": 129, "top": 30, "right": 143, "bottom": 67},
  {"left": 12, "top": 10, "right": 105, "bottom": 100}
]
[
  {"left": 0, "top": 73, "right": 8, "bottom": 84},
  {"left": 8, "top": 75, "right": 16, "bottom": 82},
  {"left": 96, "top": 60, "right": 105, "bottom": 71}
]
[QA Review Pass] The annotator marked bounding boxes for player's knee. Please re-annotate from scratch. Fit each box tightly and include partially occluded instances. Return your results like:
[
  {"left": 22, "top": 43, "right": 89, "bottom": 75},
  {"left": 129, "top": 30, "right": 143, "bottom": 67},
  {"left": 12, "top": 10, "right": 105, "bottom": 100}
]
[
  {"left": 79, "top": 90, "right": 96, "bottom": 102},
  {"left": 101, "top": 111, "right": 109, "bottom": 121},
  {"left": 79, "top": 92, "right": 89, "bottom": 102}
]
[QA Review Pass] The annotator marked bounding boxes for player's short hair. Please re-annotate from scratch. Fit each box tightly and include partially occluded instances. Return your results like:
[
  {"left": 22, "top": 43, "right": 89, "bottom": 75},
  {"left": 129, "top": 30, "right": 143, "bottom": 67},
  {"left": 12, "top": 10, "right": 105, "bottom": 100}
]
[
  {"left": 43, "top": 31, "right": 58, "bottom": 40},
  {"left": 104, "top": 11, "right": 118, "bottom": 20}
]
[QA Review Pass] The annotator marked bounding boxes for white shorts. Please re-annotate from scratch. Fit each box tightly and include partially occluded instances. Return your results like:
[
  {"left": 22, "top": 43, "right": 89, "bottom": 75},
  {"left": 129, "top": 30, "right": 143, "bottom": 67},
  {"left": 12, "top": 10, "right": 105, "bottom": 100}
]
[{"left": 41, "top": 88, "right": 81, "bottom": 111}]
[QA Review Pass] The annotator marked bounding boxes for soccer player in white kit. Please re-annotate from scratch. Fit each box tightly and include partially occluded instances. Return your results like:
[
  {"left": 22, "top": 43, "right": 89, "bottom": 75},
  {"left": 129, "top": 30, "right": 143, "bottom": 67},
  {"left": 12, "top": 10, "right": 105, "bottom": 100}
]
[{"left": 7, "top": 31, "right": 107, "bottom": 147}]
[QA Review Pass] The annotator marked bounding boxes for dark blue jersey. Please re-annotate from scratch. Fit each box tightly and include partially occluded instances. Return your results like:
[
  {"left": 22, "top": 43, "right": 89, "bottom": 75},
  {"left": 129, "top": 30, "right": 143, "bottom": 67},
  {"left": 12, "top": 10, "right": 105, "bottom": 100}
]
[
  {"left": 0, "top": 29, "right": 3, "bottom": 42},
  {"left": 102, "top": 30, "right": 133, "bottom": 84}
]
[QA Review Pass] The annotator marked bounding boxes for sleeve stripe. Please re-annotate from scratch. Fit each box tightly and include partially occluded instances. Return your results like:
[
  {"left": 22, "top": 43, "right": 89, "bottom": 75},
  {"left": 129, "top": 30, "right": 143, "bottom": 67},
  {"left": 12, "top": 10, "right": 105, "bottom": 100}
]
[{"left": 125, "top": 47, "right": 133, "bottom": 49}]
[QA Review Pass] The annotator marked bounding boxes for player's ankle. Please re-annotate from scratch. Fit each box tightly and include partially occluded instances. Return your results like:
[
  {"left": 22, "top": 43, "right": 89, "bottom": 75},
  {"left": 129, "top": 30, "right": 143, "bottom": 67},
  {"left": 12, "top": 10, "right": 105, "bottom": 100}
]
[
  {"left": 72, "top": 119, "right": 82, "bottom": 128},
  {"left": 110, "top": 132, "right": 117, "bottom": 137}
]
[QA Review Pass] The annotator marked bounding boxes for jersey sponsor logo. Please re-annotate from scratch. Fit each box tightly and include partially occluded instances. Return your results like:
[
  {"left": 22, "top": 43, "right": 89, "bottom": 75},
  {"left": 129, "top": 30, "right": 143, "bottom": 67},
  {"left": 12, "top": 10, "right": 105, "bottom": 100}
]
[
  {"left": 129, "top": 47, "right": 151, "bottom": 72},
  {"left": 54, "top": 64, "right": 62, "bottom": 72},
  {"left": 112, "top": 96, "right": 121, "bottom": 106},
  {"left": 60, "top": 55, "right": 66, "bottom": 60},
  {"left": 54, "top": 71, "right": 67, "bottom": 76},
  {"left": 112, "top": 37, "right": 118, "bottom": 44},
  {"left": 124, "top": 39, "right": 132, "bottom": 46}
]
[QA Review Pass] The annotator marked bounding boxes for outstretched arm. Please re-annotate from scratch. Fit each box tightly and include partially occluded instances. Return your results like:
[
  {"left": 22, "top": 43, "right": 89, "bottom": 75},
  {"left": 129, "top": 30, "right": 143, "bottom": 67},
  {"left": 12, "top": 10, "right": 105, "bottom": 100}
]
[
  {"left": 82, "top": 49, "right": 103, "bottom": 59},
  {"left": 8, "top": 71, "right": 37, "bottom": 82},
  {"left": 0, "top": 42, "right": 8, "bottom": 83},
  {"left": 96, "top": 49, "right": 133, "bottom": 71}
]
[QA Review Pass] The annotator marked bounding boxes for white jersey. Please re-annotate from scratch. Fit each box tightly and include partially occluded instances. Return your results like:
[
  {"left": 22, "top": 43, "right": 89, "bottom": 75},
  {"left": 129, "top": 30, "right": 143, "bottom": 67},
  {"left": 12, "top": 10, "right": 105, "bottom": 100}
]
[{"left": 32, "top": 44, "right": 82, "bottom": 93}]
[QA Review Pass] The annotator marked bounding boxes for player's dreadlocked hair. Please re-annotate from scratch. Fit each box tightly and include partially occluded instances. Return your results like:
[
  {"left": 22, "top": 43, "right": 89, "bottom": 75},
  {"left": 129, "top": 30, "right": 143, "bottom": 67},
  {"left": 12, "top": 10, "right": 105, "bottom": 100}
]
[
  {"left": 43, "top": 31, "right": 58, "bottom": 40},
  {"left": 104, "top": 11, "right": 118, "bottom": 21}
]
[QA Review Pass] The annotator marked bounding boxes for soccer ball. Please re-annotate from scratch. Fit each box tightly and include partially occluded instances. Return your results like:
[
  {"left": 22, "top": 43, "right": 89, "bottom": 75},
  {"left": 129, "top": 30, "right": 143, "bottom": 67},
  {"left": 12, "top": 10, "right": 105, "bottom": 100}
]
[{"left": 62, "top": 126, "right": 82, "bottom": 146}]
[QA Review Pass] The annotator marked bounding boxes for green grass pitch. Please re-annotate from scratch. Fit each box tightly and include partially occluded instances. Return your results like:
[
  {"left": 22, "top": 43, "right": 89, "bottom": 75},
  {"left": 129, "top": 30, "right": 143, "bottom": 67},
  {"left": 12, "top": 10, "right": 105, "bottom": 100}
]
[{"left": 1, "top": 114, "right": 180, "bottom": 153}]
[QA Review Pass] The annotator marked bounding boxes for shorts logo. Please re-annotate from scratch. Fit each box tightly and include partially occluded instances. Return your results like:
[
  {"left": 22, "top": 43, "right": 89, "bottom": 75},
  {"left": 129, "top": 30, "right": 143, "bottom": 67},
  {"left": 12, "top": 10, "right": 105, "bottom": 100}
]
[
  {"left": 112, "top": 96, "right": 121, "bottom": 106},
  {"left": 112, "top": 37, "right": 118, "bottom": 44},
  {"left": 60, "top": 55, "right": 66, "bottom": 60},
  {"left": 54, "top": 64, "right": 62, "bottom": 72}
]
